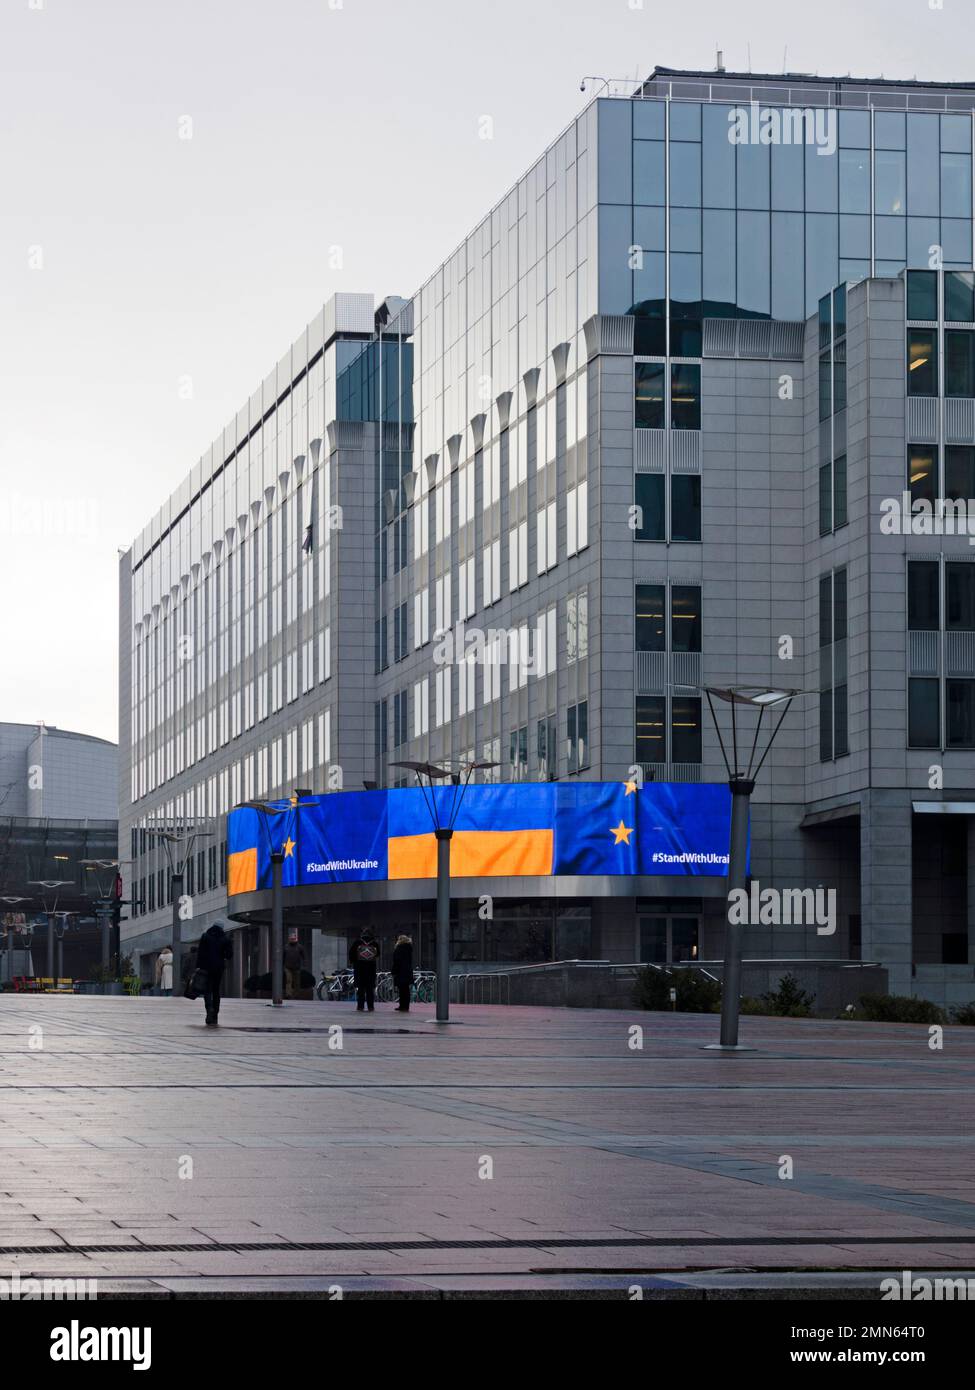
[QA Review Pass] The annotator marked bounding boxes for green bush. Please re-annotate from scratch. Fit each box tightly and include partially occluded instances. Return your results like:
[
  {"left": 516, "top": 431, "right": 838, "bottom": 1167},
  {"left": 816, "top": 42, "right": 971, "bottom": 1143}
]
[
  {"left": 633, "top": 967, "right": 722, "bottom": 1013},
  {"left": 760, "top": 972, "right": 816, "bottom": 1017},
  {"left": 633, "top": 966, "right": 672, "bottom": 1011},
  {"left": 674, "top": 969, "right": 722, "bottom": 1014},
  {"left": 950, "top": 1001, "right": 975, "bottom": 1026},
  {"left": 739, "top": 996, "right": 767, "bottom": 1015},
  {"left": 858, "top": 992, "right": 946, "bottom": 1024}
]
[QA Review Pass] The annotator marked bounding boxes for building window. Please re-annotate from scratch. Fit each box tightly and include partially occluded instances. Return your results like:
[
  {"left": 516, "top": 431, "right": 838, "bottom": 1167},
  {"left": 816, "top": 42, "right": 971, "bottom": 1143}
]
[
  {"left": 509, "top": 726, "right": 528, "bottom": 779},
  {"left": 670, "top": 364, "right": 701, "bottom": 430},
  {"left": 908, "top": 677, "right": 940, "bottom": 748},
  {"left": 945, "top": 329, "right": 975, "bottom": 397},
  {"left": 636, "top": 584, "right": 665, "bottom": 651},
  {"left": 393, "top": 602, "right": 408, "bottom": 662},
  {"left": 636, "top": 696, "right": 666, "bottom": 764},
  {"left": 634, "top": 474, "right": 665, "bottom": 541},
  {"left": 819, "top": 567, "right": 849, "bottom": 761},
  {"left": 670, "top": 695, "right": 702, "bottom": 763},
  {"left": 909, "top": 444, "right": 936, "bottom": 509},
  {"left": 946, "top": 270, "right": 975, "bottom": 322},
  {"left": 670, "top": 584, "right": 701, "bottom": 651},
  {"left": 907, "top": 268, "right": 938, "bottom": 321},
  {"left": 820, "top": 453, "right": 848, "bottom": 534},
  {"left": 947, "top": 679, "right": 975, "bottom": 747},
  {"left": 567, "top": 701, "right": 588, "bottom": 773},
  {"left": 907, "top": 328, "right": 938, "bottom": 396},
  {"left": 908, "top": 559, "right": 939, "bottom": 630},
  {"left": 670, "top": 475, "right": 701, "bottom": 542},
  {"left": 635, "top": 362, "right": 666, "bottom": 429},
  {"left": 393, "top": 690, "right": 408, "bottom": 748},
  {"left": 537, "top": 714, "right": 558, "bottom": 780}
]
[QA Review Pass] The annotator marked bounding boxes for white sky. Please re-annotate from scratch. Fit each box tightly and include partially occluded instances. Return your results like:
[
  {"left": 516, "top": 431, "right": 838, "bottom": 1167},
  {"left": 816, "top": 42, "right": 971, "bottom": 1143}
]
[{"left": 0, "top": 0, "right": 970, "bottom": 745}]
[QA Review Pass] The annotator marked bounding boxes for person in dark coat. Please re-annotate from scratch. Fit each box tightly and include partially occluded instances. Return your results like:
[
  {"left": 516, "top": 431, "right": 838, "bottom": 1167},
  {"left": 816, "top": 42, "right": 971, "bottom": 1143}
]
[
  {"left": 348, "top": 928, "right": 379, "bottom": 1011},
  {"left": 391, "top": 934, "right": 413, "bottom": 1012},
  {"left": 197, "top": 921, "right": 232, "bottom": 1026}
]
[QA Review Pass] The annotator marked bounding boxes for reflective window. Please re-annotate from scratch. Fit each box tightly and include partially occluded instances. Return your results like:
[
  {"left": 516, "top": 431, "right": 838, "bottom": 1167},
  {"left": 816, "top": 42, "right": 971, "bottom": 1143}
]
[
  {"left": 670, "top": 364, "right": 700, "bottom": 429},
  {"left": 771, "top": 141, "right": 803, "bottom": 211},
  {"left": 633, "top": 140, "right": 665, "bottom": 205},
  {"left": 635, "top": 696, "right": 666, "bottom": 763},
  {"left": 941, "top": 153, "right": 973, "bottom": 220},
  {"left": 633, "top": 100, "right": 665, "bottom": 140},
  {"left": 671, "top": 696, "right": 702, "bottom": 763},
  {"left": 941, "top": 114, "right": 972, "bottom": 154},
  {"left": 635, "top": 362, "right": 665, "bottom": 428},
  {"left": 875, "top": 112, "right": 906, "bottom": 150},
  {"left": 737, "top": 210, "right": 770, "bottom": 316},
  {"left": 635, "top": 584, "right": 665, "bottom": 651},
  {"left": 805, "top": 141, "right": 838, "bottom": 213},
  {"left": 840, "top": 214, "right": 870, "bottom": 259},
  {"left": 805, "top": 213, "right": 838, "bottom": 312},
  {"left": 945, "top": 330, "right": 975, "bottom": 397},
  {"left": 771, "top": 212, "right": 804, "bottom": 320},
  {"left": 947, "top": 563, "right": 975, "bottom": 631},
  {"left": 907, "top": 269, "right": 938, "bottom": 320},
  {"left": 670, "top": 585, "right": 701, "bottom": 652},
  {"left": 702, "top": 209, "right": 735, "bottom": 314},
  {"left": 839, "top": 110, "right": 871, "bottom": 149},
  {"left": 839, "top": 148, "right": 870, "bottom": 213},
  {"left": 634, "top": 474, "right": 665, "bottom": 541},
  {"left": 948, "top": 680, "right": 975, "bottom": 747},
  {"left": 736, "top": 139, "right": 770, "bottom": 210},
  {"left": 819, "top": 461, "right": 833, "bottom": 533},
  {"left": 908, "top": 560, "right": 940, "bottom": 630},
  {"left": 670, "top": 475, "right": 701, "bottom": 542},
  {"left": 908, "top": 216, "right": 940, "bottom": 267},
  {"left": 701, "top": 104, "right": 736, "bottom": 207},
  {"left": 669, "top": 102, "right": 701, "bottom": 141},
  {"left": 907, "top": 329, "right": 938, "bottom": 396},
  {"left": 909, "top": 678, "right": 940, "bottom": 748},
  {"left": 946, "top": 271, "right": 975, "bottom": 322},
  {"left": 946, "top": 445, "right": 975, "bottom": 501},
  {"left": 907, "top": 114, "right": 940, "bottom": 217},
  {"left": 909, "top": 445, "right": 936, "bottom": 508},
  {"left": 941, "top": 219, "right": 973, "bottom": 266},
  {"left": 669, "top": 140, "right": 701, "bottom": 207},
  {"left": 876, "top": 216, "right": 906, "bottom": 261},
  {"left": 875, "top": 149, "right": 906, "bottom": 215}
]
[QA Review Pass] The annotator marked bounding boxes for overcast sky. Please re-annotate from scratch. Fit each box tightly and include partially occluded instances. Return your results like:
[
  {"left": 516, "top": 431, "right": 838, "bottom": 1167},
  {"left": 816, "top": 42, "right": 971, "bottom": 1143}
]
[{"left": 0, "top": 0, "right": 970, "bottom": 745}]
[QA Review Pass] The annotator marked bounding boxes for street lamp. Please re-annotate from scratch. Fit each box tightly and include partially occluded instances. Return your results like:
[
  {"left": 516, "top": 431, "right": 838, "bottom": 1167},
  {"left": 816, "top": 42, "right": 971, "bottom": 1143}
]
[
  {"left": 389, "top": 758, "right": 498, "bottom": 1023},
  {"left": 28, "top": 879, "right": 73, "bottom": 982},
  {"left": 141, "top": 826, "right": 213, "bottom": 992},
  {"left": 695, "top": 685, "right": 808, "bottom": 1051},
  {"left": 239, "top": 795, "right": 311, "bottom": 1008},
  {"left": 79, "top": 860, "right": 121, "bottom": 976}
]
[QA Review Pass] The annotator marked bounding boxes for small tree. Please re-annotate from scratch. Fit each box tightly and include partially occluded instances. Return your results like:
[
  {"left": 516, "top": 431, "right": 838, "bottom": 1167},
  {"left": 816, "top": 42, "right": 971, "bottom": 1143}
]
[{"left": 761, "top": 972, "right": 815, "bottom": 1017}]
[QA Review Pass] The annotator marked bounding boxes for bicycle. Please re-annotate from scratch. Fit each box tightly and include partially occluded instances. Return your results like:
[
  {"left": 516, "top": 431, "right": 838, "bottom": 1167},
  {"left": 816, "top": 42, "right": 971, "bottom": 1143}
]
[{"left": 316, "top": 968, "right": 355, "bottom": 1001}]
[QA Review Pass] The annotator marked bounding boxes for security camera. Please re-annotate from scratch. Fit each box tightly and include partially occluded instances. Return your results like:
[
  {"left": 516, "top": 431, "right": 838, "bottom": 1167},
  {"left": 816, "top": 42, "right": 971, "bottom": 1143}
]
[{"left": 579, "top": 80, "right": 586, "bottom": 92}]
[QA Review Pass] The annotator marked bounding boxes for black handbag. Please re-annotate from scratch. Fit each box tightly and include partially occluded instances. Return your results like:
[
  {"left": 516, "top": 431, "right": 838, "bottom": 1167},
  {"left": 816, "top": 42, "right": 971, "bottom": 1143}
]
[{"left": 184, "top": 968, "right": 209, "bottom": 1000}]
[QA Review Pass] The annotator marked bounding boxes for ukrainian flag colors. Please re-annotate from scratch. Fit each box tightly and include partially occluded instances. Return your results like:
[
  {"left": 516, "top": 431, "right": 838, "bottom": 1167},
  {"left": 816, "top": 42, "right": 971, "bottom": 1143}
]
[{"left": 225, "top": 781, "right": 734, "bottom": 894}]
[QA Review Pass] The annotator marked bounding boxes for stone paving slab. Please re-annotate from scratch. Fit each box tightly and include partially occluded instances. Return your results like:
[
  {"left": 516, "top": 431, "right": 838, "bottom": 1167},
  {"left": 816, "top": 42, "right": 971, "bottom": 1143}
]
[{"left": 0, "top": 995, "right": 974, "bottom": 1287}]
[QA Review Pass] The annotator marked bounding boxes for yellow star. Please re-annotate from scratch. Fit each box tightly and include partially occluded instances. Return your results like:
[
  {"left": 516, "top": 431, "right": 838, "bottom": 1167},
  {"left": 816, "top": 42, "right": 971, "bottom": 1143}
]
[
  {"left": 623, "top": 779, "right": 638, "bottom": 796},
  {"left": 282, "top": 836, "right": 296, "bottom": 858},
  {"left": 611, "top": 821, "right": 633, "bottom": 845}
]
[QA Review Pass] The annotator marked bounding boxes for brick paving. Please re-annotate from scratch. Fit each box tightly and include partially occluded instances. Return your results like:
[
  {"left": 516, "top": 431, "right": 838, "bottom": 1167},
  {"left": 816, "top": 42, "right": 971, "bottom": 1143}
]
[{"left": 0, "top": 994, "right": 973, "bottom": 1290}]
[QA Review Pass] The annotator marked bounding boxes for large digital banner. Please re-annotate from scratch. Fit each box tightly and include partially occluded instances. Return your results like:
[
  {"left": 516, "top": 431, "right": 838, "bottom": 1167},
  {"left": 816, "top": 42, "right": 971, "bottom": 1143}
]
[{"left": 227, "top": 782, "right": 733, "bottom": 895}]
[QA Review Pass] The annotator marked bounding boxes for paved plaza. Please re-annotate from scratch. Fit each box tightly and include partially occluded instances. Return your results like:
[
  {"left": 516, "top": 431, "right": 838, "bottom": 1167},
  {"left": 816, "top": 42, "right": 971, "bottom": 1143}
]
[{"left": 0, "top": 994, "right": 973, "bottom": 1295}]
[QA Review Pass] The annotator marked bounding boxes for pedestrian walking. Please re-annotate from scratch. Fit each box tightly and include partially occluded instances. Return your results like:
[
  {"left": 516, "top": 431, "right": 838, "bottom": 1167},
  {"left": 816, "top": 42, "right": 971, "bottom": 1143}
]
[
  {"left": 348, "top": 928, "right": 379, "bottom": 1011},
  {"left": 391, "top": 933, "right": 413, "bottom": 1012},
  {"left": 283, "top": 937, "right": 304, "bottom": 999},
  {"left": 155, "top": 946, "right": 173, "bottom": 997},
  {"left": 196, "top": 921, "right": 232, "bottom": 1026}
]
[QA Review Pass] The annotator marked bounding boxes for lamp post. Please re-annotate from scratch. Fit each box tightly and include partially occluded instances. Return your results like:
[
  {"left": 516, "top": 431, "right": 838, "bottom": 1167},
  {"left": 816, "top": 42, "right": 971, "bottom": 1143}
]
[
  {"left": 240, "top": 794, "right": 310, "bottom": 1008},
  {"left": 390, "top": 758, "right": 497, "bottom": 1023},
  {"left": 695, "top": 686, "right": 808, "bottom": 1052},
  {"left": 142, "top": 827, "right": 212, "bottom": 993},
  {"left": 28, "top": 880, "right": 72, "bottom": 982},
  {"left": 0, "top": 897, "right": 30, "bottom": 984}
]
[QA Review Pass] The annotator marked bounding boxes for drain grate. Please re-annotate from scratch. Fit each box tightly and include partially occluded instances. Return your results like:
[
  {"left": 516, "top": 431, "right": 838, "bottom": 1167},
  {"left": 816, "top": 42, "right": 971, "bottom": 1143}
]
[
  {"left": 224, "top": 1026, "right": 414, "bottom": 1035},
  {"left": 3, "top": 1234, "right": 974, "bottom": 1258}
]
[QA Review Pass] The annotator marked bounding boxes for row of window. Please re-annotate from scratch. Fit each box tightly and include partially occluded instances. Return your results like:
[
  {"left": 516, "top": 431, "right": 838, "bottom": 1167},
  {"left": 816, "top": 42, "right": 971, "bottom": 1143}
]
[{"left": 635, "top": 362, "right": 701, "bottom": 431}]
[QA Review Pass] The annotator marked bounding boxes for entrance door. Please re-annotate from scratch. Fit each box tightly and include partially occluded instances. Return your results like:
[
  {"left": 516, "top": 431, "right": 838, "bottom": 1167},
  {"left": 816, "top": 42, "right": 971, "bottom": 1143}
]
[{"left": 638, "top": 913, "right": 699, "bottom": 965}]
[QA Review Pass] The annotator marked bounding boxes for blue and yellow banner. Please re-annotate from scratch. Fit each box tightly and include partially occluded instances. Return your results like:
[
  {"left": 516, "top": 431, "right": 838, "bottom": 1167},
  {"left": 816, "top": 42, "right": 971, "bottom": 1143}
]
[{"left": 226, "top": 781, "right": 733, "bottom": 893}]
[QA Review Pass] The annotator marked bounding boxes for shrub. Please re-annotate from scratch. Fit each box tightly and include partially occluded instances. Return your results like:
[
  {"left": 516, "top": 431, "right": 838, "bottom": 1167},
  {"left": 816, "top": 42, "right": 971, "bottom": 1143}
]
[
  {"left": 674, "top": 969, "right": 722, "bottom": 1014},
  {"left": 760, "top": 972, "right": 816, "bottom": 1017},
  {"left": 739, "top": 996, "right": 767, "bottom": 1015},
  {"left": 632, "top": 967, "right": 722, "bottom": 1013},
  {"left": 858, "top": 992, "right": 946, "bottom": 1024},
  {"left": 633, "top": 966, "right": 672, "bottom": 1011},
  {"left": 950, "top": 1001, "right": 975, "bottom": 1026}
]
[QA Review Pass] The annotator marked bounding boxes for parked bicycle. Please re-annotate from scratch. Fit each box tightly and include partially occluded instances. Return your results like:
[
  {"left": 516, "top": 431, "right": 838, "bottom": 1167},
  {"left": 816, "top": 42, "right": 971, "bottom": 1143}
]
[{"left": 316, "top": 968, "right": 355, "bottom": 1001}]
